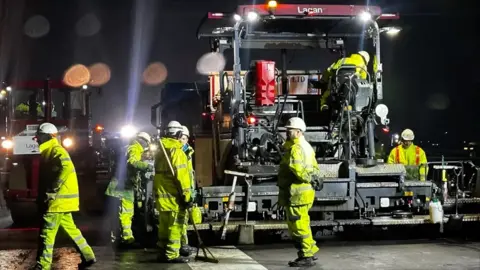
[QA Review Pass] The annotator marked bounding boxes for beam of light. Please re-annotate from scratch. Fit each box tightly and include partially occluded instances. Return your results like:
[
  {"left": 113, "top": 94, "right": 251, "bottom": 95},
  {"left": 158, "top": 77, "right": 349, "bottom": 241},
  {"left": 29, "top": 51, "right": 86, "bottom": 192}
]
[
  {"left": 116, "top": 0, "right": 155, "bottom": 196},
  {"left": 125, "top": 0, "right": 155, "bottom": 124}
]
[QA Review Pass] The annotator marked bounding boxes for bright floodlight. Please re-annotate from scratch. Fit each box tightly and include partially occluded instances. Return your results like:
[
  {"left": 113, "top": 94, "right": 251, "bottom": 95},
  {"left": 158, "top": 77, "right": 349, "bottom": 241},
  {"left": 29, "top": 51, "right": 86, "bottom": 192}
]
[
  {"left": 6, "top": 86, "right": 12, "bottom": 91},
  {"left": 267, "top": 1, "right": 278, "bottom": 8},
  {"left": 247, "top": 11, "right": 259, "bottom": 22},
  {"left": 233, "top": 14, "right": 242, "bottom": 21},
  {"left": 386, "top": 27, "right": 401, "bottom": 36},
  {"left": 375, "top": 104, "right": 389, "bottom": 118},
  {"left": 358, "top": 11, "right": 372, "bottom": 22},
  {"left": 120, "top": 125, "right": 137, "bottom": 138}
]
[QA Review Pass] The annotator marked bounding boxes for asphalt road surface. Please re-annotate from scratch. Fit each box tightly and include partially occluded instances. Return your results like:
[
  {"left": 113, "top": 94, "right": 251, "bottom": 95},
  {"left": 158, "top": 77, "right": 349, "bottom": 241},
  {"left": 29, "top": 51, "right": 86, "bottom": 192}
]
[{"left": 1, "top": 238, "right": 479, "bottom": 270}]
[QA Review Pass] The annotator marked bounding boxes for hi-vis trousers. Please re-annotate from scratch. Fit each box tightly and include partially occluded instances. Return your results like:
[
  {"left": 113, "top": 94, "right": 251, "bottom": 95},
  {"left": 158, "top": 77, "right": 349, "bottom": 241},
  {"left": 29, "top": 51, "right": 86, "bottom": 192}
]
[
  {"left": 285, "top": 204, "right": 319, "bottom": 258},
  {"left": 157, "top": 210, "right": 187, "bottom": 260},
  {"left": 35, "top": 212, "right": 95, "bottom": 270}
]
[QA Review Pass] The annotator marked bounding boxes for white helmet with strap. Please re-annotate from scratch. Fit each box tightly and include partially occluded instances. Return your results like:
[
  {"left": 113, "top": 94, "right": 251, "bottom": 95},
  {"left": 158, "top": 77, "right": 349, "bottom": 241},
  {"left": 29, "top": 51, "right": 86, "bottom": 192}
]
[
  {"left": 137, "top": 132, "right": 151, "bottom": 144},
  {"left": 181, "top": 125, "right": 190, "bottom": 137},
  {"left": 284, "top": 117, "right": 307, "bottom": 132},
  {"left": 401, "top": 129, "right": 415, "bottom": 141},
  {"left": 38, "top": 122, "right": 58, "bottom": 135},
  {"left": 167, "top": 120, "right": 183, "bottom": 136},
  {"left": 358, "top": 51, "right": 370, "bottom": 65}
]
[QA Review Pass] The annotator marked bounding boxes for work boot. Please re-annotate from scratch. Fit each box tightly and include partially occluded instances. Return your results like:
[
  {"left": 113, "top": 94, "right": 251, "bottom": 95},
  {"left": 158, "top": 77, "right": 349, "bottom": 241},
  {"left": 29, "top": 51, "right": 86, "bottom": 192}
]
[
  {"left": 180, "top": 245, "right": 195, "bottom": 257},
  {"left": 157, "top": 255, "right": 190, "bottom": 263},
  {"left": 118, "top": 238, "right": 137, "bottom": 249},
  {"left": 78, "top": 258, "right": 97, "bottom": 269},
  {"left": 288, "top": 257, "right": 316, "bottom": 267}
]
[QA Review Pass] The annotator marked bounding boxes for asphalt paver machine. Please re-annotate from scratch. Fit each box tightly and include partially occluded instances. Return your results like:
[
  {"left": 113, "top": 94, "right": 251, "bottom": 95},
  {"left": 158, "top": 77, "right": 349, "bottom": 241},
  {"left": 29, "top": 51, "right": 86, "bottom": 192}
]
[{"left": 148, "top": 2, "right": 480, "bottom": 238}]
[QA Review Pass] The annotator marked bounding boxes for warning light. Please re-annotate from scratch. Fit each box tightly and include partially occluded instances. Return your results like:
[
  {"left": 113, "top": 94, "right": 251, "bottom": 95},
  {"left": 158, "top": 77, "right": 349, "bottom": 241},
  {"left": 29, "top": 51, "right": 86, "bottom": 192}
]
[
  {"left": 267, "top": 1, "right": 277, "bottom": 9},
  {"left": 202, "top": 112, "right": 207, "bottom": 117},
  {"left": 247, "top": 116, "right": 257, "bottom": 125},
  {"left": 382, "top": 126, "right": 390, "bottom": 133},
  {"left": 95, "top": 125, "right": 104, "bottom": 132}
]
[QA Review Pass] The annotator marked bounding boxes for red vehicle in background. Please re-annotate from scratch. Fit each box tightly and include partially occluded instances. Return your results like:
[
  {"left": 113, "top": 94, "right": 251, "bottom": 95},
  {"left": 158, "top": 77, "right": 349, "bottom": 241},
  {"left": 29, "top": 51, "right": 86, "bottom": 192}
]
[{"left": 0, "top": 78, "right": 99, "bottom": 227}]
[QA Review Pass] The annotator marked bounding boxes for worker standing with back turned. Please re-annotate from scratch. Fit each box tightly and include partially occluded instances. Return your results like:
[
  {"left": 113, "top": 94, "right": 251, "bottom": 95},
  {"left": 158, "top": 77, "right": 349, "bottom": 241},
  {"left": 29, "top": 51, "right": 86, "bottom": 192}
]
[
  {"left": 154, "top": 121, "right": 192, "bottom": 263},
  {"left": 387, "top": 128, "right": 428, "bottom": 180},
  {"left": 33, "top": 123, "right": 96, "bottom": 270},
  {"left": 179, "top": 125, "right": 196, "bottom": 256},
  {"left": 278, "top": 117, "right": 320, "bottom": 268}
]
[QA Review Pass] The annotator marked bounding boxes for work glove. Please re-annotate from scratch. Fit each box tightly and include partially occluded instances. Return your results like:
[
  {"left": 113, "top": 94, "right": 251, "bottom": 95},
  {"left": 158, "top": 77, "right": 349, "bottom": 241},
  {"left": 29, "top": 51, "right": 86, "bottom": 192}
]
[
  {"left": 147, "top": 164, "right": 154, "bottom": 172},
  {"left": 311, "top": 175, "right": 324, "bottom": 191},
  {"left": 45, "top": 192, "right": 56, "bottom": 202}
]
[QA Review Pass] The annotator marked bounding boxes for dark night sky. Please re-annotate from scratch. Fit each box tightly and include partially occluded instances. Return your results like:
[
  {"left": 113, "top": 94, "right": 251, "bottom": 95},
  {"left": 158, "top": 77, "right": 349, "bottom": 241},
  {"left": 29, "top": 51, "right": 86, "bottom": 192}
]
[{"left": 0, "top": 0, "right": 478, "bottom": 144}]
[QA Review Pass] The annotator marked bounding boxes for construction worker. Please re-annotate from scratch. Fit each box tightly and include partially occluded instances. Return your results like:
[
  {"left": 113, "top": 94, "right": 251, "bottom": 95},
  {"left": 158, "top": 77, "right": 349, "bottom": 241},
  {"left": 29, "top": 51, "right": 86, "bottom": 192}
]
[
  {"left": 319, "top": 51, "right": 370, "bottom": 110},
  {"left": 387, "top": 129, "right": 428, "bottom": 180},
  {"left": 155, "top": 121, "right": 192, "bottom": 263},
  {"left": 179, "top": 125, "right": 196, "bottom": 257},
  {"left": 105, "top": 131, "right": 153, "bottom": 246},
  {"left": 15, "top": 101, "right": 44, "bottom": 117},
  {"left": 278, "top": 117, "right": 320, "bottom": 267},
  {"left": 15, "top": 101, "right": 58, "bottom": 118},
  {"left": 34, "top": 123, "right": 96, "bottom": 270}
]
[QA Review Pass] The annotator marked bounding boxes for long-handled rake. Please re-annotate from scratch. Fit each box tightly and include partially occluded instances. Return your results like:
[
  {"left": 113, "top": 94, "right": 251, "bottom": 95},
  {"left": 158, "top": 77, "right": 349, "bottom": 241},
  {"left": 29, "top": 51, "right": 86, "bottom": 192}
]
[{"left": 158, "top": 138, "right": 219, "bottom": 263}]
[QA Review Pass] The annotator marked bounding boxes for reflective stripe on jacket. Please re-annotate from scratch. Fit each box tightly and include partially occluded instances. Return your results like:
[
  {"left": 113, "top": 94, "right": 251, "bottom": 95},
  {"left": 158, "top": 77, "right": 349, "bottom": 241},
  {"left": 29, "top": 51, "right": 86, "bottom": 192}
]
[
  {"left": 125, "top": 140, "right": 149, "bottom": 190},
  {"left": 387, "top": 144, "right": 428, "bottom": 180},
  {"left": 38, "top": 138, "right": 79, "bottom": 213},
  {"left": 277, "top": 137, "right": 319, "bottom": 207},
  {"left": 154, "top": 137, "right": 192, "bottom": 211}
]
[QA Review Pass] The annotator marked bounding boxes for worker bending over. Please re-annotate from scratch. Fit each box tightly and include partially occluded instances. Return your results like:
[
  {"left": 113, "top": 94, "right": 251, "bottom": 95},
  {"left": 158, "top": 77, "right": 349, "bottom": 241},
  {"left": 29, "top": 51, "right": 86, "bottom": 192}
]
[
  {"left": 155, "top": 121, "right": 192, "bottom": 263},
  {"left": 319, "top": 51, "right": 370, "bottom": 110},
  {"left": 278, "top": 117, "right": 320, "bottom": 268},
  {"left": 387, "top": 129, "right": 428, "bottom": 180},
  {"left": 34, "top": 123, "right": 96, "bottom": 270},
  {"left": 179, "top": 125, "right": 196, "bottom": 256},
  {"left": 105, "top": 132, "right": 153, "bottom": 246}
]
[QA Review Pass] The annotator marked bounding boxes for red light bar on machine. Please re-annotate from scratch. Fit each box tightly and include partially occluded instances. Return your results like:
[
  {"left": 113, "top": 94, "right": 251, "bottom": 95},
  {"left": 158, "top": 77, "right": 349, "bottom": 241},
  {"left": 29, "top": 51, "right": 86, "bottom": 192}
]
[
  {"left": 238, "top": 4, "right": 383, "bottom": 17},
  {"left": 208, "top": 5, "right": 399, "bottom": 20}
]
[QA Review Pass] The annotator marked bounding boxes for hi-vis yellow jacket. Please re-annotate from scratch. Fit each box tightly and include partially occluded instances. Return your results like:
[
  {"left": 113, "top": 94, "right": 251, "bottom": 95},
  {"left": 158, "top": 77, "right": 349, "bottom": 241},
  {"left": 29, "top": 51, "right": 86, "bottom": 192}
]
[
  {"left": 387, "top": 144, "right": 428, "bottom": 181},
  {"left": 154, "top": 137, "right": 192, "bottom": 211},
  {"left": 277, "top": 137, "right": 319, "bottom": 207},
  {"left": 38, "top": 138, "right": 79, "bottom": 213}
]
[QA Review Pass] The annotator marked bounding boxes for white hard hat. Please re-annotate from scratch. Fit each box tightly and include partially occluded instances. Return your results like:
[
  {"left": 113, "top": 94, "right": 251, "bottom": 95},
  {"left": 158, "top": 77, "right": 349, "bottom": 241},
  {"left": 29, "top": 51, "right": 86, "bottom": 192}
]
[
  {"left": 38, "top": 122, "right": 58, "bottom": 134},
  {"left": 401, "top": 129, "right": 415, "bottom": 141},
  {"left": 167, "top": 120, "right": 183, "bottom": 135},
  {"left": 181, "top": 125, "right": 190, "bottom": 137},
  {"left": 284, "top": 117, "right": 307, "bottom": 132},
  {"left": 358, "top": 51, "right": 370, "bottom": 64},
  {"left": 137, "top": 132, "right": 151, "bottom": 143}
]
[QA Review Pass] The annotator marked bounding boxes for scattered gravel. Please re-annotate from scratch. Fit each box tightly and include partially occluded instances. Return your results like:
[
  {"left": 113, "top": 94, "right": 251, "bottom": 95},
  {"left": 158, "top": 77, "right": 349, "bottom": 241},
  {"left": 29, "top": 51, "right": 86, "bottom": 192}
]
[{"left": 0, "top": 248, "right": 81, "bottom": 270}]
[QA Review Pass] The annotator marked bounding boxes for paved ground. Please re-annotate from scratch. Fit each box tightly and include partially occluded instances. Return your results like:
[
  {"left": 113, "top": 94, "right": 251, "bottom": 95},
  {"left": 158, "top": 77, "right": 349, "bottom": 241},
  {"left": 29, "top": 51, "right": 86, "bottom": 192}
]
[{"left": 1, "top": 239, "right": 479, "bottom": 270}]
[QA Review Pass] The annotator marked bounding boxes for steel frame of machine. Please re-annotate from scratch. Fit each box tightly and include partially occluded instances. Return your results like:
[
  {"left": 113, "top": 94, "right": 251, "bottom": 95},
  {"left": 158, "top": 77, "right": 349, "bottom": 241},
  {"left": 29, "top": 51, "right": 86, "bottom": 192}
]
[{"left": 177, "top": 3, "right": 480, "bottom": 234}]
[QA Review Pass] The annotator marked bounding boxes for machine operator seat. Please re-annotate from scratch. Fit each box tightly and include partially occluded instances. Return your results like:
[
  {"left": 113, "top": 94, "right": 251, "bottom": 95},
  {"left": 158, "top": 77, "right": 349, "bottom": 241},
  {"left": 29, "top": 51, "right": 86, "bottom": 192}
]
[{"left": 332, "top": 64, "right": 358, "bottom": 90}]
